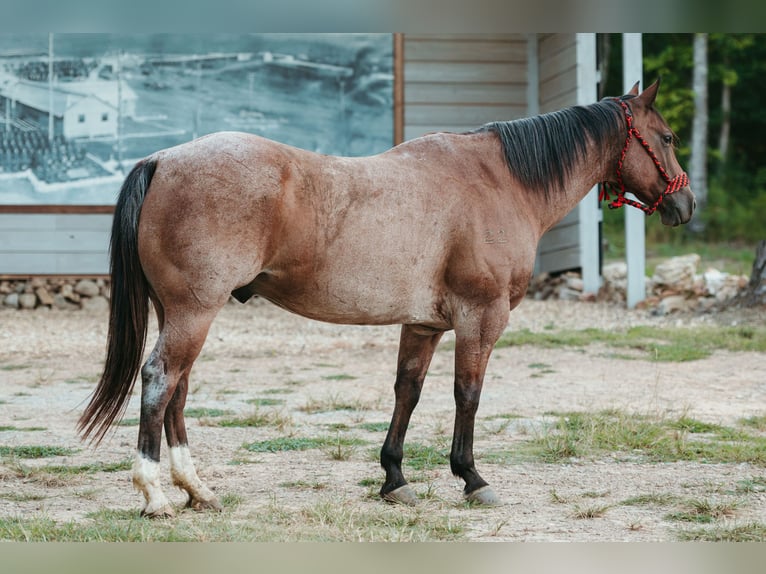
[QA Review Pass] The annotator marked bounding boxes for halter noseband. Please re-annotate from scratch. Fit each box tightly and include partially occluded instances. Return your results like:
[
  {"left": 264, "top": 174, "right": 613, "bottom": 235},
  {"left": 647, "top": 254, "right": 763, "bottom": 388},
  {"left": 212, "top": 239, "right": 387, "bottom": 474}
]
[{"left": 599, "top": 98, "right": 689, "bottom": 215}]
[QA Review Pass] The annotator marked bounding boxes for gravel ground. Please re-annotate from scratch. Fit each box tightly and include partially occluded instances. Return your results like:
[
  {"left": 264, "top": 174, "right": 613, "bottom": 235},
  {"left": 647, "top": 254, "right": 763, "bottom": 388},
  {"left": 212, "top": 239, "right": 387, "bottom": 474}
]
[{"left": 1, "top": 297, "right": 765, "bottom": 541}]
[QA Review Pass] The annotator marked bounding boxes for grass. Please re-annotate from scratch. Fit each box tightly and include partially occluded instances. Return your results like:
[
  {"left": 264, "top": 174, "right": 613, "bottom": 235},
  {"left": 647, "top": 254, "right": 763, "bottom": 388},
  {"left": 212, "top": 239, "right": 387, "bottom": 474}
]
[
  {"left": 0, "top": 364, "right": 30, "bottom": 371},
  {"left": 665, "top": 499, "right": 738, "bottom": 524},
  {"left": 0, "top": 425, "right": 46, "bottom": 432},
  {"left": 0, "top": 446, "right": 78, "bottom": 459},
  {"left": 676, "top": 522, "right": 766, "bottom": 542},
  {"left": 245, "top": 398, "right": 285, "bottom": 407},
  {"left": 321, "top": 373, "right": 358, "bottom": 381},
  {"left": 357, "top": 421, "right": 390, "bottom": 433},
  {"left": 299, "top": 393, "right": 375, "bottom": 414},
  {"left": 216, "top": 409, "right": 292, "bottom": 430},
  {"left": 185, "top": 407, "right": 233, "bottom": 418},
  {"left": 483, "top": 409, "right": 766, "bottom": 465},
  {"left": 243, "top": 435, "right": 367, "bottom": 453},
  {"left": 490, "top": 325, "right": 766, "bottom": 362}
]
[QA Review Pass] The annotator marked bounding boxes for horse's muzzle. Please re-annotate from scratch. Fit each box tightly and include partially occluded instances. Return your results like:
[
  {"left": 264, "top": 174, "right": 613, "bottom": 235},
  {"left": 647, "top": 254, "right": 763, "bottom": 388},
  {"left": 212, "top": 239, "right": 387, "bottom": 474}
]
[{"left": 659, "top": 186, "right": 696, "bottom": 227}]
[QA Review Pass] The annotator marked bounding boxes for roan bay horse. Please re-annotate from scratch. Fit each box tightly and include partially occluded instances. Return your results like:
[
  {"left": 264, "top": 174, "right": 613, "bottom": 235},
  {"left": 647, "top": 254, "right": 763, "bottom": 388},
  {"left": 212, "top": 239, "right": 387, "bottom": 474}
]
[{"left": 79, "top": 80, "right": 694, "bottom": 517}]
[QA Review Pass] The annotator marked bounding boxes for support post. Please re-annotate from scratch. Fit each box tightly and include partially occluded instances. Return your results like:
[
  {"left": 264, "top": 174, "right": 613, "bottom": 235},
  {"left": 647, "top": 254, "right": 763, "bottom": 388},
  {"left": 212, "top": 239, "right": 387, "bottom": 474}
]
[{"left": 622, "top": 33, "right": 646, "bottom": 308}]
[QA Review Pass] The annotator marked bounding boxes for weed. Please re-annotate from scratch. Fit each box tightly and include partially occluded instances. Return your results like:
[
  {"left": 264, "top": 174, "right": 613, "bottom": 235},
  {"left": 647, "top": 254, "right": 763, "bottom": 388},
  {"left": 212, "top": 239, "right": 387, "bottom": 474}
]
[
  {"left": 217, "top": 409, "right": 292, "bottom": 431},
  {"left": 676, "top": 522, "right": 766, "bottom": 542},
  {"left": 572, "top": 504, "right": 611, "bottom": 519},
  {"left": 246, "top": 398, "right": 285, "bottom": 407},
  {"left": 117, "top": 418, "right": 139, "bottom": 427},
  {"left": 322, "top": 373, "right": 358, "bottom": 381},
  {"left": 324, "top": 433, "right": 358, "bottom": 461},
  {"left": 0, "top": 446, "right": 78, "bottom": 459},
  {"left": 243, "top": 435, "right": 366, "bottom": 453},
  {"left": 185, "top": 407, "right": 232, "bottom": 418},
  {"left": 665, "top": 499, "right": 738, "bottom": 523},
  {"left": 300, "top": 393, "right": 373, "bottom": 414},
  {"left": 620, "top": 493, "right": 681, "bottom": 507},
  {"left": 358, "top": 421, "right": 389, "bottom": 433}
]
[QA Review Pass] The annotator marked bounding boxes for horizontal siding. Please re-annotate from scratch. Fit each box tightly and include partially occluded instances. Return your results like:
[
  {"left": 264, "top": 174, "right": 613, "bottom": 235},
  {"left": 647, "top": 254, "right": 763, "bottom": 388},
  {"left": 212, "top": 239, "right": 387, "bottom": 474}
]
[
  {"left": 0, "top": 214, "right": 111, "bottom": 275},
  {"left": 403, "top": 35, "right": 528, "bottom": 141}
]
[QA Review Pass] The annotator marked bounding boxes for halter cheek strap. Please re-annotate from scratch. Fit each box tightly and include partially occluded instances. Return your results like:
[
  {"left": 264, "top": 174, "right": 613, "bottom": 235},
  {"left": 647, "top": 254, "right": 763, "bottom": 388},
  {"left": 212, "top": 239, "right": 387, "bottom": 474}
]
[{"left": 600, "top": 99, "right": 689, "bottom": 215}]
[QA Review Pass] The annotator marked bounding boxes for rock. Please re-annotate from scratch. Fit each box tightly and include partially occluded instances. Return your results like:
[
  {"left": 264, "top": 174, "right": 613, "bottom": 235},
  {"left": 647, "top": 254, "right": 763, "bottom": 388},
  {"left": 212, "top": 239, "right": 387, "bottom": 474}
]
[
  {"left": 652, "top": 254, "right": 700, "bottom": 291},
  {"left": 19, "top": 293, "right": 37, "bottom": 309},
  {"left": 53, "top": 294, "right": 80, "bottom": 310},
  {"left": 59, "top": 283, "right": 81, "bottom": 302},
  {"left": 81, "top": 295, "right": 109, "bottom": 313},
  {"left": 657, "top": 294, "right": 691, "bottom": 315},
  {"left": 3, "top": 292, "right": 19, "bottom": 308},
  {"left": 0, "top": 281, "right": 11, "bottom": 295},
  {"left": 74, "top": 279, "right": 101, "bottom": 297},
  {"left": 35, "top": 287, "right": 54, "bottom": 307}
]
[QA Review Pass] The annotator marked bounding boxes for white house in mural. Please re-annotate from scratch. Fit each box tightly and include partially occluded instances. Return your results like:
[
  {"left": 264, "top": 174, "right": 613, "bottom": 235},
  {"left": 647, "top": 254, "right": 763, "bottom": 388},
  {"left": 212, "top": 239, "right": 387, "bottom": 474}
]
[{"left": 0, "top": 77, "right": 136, "bottom": 139}]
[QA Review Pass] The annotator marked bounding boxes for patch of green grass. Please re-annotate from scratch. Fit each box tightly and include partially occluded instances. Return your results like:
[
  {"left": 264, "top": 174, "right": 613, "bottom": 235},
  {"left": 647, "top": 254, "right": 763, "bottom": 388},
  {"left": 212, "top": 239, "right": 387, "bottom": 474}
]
[
  {"left": 217, "top": 409, "right": 292, "bottom": 430},
  {"left": 36, "top": 459, "right": 132, "bottom": 476},
  {"left": 243, "top": 435, "right": 366, "bottom": 453},
  {"left": 676, "top": 522, "right": 766, "bottom": 542},
  {"left": 357, "top": 477, "right": 379, "bottom": 487},
  {"left": 490, "top": 325, "right": 766, "bottom": 362},
  {"left": 358, "top": 421, "right": 389, "bottom": 433},
  {"left": 620, "top": 493, "right": 681, "bottom": 507},
  {"left": 322, "top": 373, "right": 358, "bottom": 381},
  {"left": 0, "top": 492, "right": 46, "bottom": 502},
  {"left": 401, "top": 443, "right": 448, "bottom": 471},
  {"left": 572, "top": 504, "right": 611, "bottom": 519},
  {"left": 741, "top": 415, "right": 766, "bottom": 431},
  {"left": 521, "top": 410, "right": 766, "bottom": 465},
  {"left": 665, "top": 499, "right": 738, "bottom": 524},
  {"left": 735, "top": 477, "right": 766, "bottom": 494},
  {"left": 0, "top": 364, "right": 30, "bottom": 371},
  {"left": 245, "top": 398, "right": 285, "bottom": 407},
  {"left": 262, "top": 388, "right": 295, "bottom": 395},
  {"left": 0, "top": 426, "right": 46, "bottom": 432},
  {"left": 0, "top": 445, "right": 78, "bottom": 459},
  {"left": 185, "top": 407, "right": 233, "bottom": 418},
  {"left": 299, "top": 393, "right": 374, "bottom": 414}
]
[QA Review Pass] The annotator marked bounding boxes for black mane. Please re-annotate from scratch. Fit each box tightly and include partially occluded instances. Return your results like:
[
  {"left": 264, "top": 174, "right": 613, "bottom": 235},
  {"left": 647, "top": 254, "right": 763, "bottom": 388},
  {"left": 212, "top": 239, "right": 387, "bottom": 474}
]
[{"left": 478, "top": 99, "right": 625, "bottom": 199}]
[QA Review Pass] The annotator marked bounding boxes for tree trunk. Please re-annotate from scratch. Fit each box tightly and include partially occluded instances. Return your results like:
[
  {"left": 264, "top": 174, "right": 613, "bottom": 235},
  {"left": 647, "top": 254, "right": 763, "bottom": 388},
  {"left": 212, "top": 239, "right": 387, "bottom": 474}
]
[
  {"left": 717, "top": 80, "right": 731, "bottom": 170},
  {"left": 688, "top": 33, "right": 709, "bottom": 234},
  {"left": 740, "top": 240, "right": 766, "bottom": 307}
]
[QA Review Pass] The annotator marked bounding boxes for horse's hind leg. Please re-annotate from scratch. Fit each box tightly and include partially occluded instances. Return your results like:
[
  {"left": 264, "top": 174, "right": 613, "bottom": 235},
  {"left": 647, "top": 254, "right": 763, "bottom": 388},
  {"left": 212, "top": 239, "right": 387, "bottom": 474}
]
[
  {"left": 164, "top": 368, "right": 222, "bottom": 512},
  {"left": 133, "top": 305, "right": 220, "bottom": 518},
  {"left": 380, "top": 325, "right": 443, "bottom": 505}
]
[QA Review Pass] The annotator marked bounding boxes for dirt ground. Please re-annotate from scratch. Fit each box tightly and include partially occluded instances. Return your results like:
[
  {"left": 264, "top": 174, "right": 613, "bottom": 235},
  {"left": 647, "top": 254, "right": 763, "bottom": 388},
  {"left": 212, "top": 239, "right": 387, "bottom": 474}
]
[{"left": 1, "top": 297, "right": 765, "bottom": 541}]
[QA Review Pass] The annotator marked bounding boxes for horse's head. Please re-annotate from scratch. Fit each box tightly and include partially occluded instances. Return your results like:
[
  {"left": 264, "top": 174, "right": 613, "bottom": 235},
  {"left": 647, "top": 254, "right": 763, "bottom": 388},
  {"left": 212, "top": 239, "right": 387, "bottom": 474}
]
[{"left": 603, "top": 79, "right": 696, "bottom": 227}]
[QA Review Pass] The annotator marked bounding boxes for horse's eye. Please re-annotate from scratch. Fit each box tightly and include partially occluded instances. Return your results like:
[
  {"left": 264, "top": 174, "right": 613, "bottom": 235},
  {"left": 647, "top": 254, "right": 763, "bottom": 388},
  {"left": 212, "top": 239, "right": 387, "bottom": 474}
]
[{"left": 662, "top": 134, "right": 673, "bottom": 145}]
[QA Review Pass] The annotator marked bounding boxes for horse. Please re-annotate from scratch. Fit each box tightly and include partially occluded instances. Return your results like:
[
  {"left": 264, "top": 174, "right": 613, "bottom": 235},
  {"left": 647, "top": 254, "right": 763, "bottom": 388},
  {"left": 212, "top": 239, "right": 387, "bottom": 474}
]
[{"left": 78, "top": 79, "right": 694, "bottom": 517}]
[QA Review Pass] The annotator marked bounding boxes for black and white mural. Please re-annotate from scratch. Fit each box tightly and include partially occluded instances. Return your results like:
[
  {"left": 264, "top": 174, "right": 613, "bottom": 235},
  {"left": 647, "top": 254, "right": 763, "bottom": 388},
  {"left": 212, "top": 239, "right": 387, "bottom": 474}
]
[{"left": 0, "top": 34, "right": 394, "bottom": 205}]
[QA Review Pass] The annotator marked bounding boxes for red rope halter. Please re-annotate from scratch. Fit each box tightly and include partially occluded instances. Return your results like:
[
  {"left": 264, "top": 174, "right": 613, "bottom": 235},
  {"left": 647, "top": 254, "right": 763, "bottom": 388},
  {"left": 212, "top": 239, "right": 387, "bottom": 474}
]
[{"left": 600, "top": 99, "right": 689, "bottom": 215}]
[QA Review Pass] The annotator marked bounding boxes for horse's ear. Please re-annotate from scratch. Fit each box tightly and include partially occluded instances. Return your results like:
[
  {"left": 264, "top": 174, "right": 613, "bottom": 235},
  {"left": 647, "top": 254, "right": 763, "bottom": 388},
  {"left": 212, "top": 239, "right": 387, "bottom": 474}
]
[
  {"left": 637, "top": 78, "right": 661, "bottom": 106},
  {"left": 627, "top": 81, "right": 640, "bottom": 96}
]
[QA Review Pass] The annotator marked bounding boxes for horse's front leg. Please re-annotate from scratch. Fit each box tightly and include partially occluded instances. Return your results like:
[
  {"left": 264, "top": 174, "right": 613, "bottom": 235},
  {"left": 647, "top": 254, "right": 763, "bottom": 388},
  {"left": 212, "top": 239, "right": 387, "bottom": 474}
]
[
  {"left": 450, "top": 300, "right": 509, "bottom": 506},
  {"left": 380, "top": 325, "right": 443, "bottom": 505}
]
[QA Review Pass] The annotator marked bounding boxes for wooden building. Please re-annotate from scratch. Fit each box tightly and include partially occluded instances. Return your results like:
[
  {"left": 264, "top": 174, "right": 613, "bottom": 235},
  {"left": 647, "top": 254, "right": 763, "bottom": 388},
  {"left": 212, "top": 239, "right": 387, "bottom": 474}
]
[{"left": 2, "top": 34, "right": 642, "bottom": 299}]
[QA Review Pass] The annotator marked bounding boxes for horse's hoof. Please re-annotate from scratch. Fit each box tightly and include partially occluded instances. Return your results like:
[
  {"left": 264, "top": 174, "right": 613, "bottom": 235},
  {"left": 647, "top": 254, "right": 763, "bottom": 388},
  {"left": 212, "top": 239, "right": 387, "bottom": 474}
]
[
  {"left": 187, "top": 496, "right": 223, "bottom": 512},
  {"left": 382, "top": 484, "right": 419, "bottom": 506},
  {"left": 464, "top": 485, "right": 501, "bottom": 506},
  {"left": 141, "top": 504, "right": 175, "bottom": 519}
]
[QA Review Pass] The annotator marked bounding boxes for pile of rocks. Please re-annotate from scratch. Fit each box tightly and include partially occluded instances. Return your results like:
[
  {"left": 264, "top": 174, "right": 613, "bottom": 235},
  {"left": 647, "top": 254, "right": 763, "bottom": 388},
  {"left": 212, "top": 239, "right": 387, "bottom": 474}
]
[
  {"left": 1, "top": 278, "right": 110, "bottom": 312},
  {"left": 528, "top": 253, "right": 750, "bottom": 314}
]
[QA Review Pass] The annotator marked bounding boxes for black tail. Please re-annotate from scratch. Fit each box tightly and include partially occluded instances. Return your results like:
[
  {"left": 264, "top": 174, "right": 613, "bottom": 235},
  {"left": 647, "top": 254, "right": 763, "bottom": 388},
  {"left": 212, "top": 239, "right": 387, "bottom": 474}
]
[{"left": 78, "top": 157, "right": 158, "bottom": 444}]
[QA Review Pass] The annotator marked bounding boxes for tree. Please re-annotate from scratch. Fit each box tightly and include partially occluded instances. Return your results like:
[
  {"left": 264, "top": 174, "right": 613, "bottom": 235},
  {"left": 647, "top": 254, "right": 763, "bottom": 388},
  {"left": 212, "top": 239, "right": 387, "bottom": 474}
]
[{"left": 688, "top": 33, "right": 708, "bottom": 234}]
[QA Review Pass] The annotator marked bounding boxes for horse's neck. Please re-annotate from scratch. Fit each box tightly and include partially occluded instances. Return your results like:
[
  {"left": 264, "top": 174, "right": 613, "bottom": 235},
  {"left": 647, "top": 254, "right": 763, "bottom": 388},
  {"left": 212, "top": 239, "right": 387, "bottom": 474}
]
[{"left": 534, "top": 137, "right": 619, "bottom": 233}]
